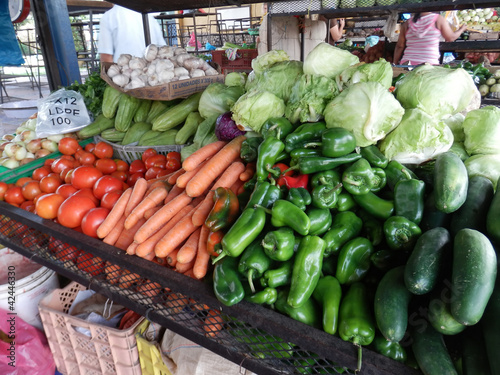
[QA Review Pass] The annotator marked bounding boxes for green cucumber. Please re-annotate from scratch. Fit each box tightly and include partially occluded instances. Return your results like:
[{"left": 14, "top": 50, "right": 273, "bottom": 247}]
[
  {"left": 433, "top": 151, "right": 468, "bottom": 213},
  {"left": 486, "top": 177, "right": 500, "bottom": 244},
  {"left": 100, "top": 128, "right": 126, "bottom": 142},
  {"left": 133, "top": 99, "right": 153, "bottom": 123},
  {"left": 451, "top": 229, "right": 497, "bottom": 326},
  {"left": 76, "top": 114, "right": 115, "bottom": 138},
  {"left": 420, "top": 193, "right": 451, "bottom": 232},
  {"left": 411, "top": 321, "right": 458, "bottom": 375},
  {"left": 428, "top": 284, "right": 466, "bottom": 336},
  {"left": 374, "top": 266, "right": 412, "bottom": 342},
  {"left": 450, "top": 175, "right": 494, "bottom": 237},
  {"left": 482, "top": 262, "right": 500, "bottom": 375},
  {"left": 122, "top": 122, "right": 152, "bottom": 145},
  {"left": 462, "top": 325, "right": 492, "bottom": 375},
  {"left": 102, "top": 85, "right": 123, "bottom": 119},
  {"left": 404, "top": 227, "right": 451, "bottom": 295}
]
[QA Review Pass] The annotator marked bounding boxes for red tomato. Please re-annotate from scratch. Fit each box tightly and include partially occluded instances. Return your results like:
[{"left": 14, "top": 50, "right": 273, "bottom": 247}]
[
  {"left": 55, "top": 184, "right": 78, "bottom": 199},
  {"left": 35, "top": 193, "right": 65, "bottom": 219},
  {"left": 4, "top": 186, "right": 24, "bottom": 205},
  {"left": 100, "top": 190, "right": 122, "bottom": 210},
  {"left": 81, "top": 207, "right": 110, "bottom": 238},
  {"left": 76, "top": 253, "right": 104, "bottom": 276},
  {"left": 157, "top": 170, "right": 170, "bottom": 178},
  {"left": 44, "top": 158, "right": 55, "bottom": 167},
  {"left": 0, "top": 182, "right": 7, "bottom": 201},
  {"left": 74, "top": 149, "right": 85, "bottom": 161},
  {"left": 20, "top": 200, "right": 35, "bottom": 212},
  {"left": 145, "top": 167, "right": 163, "bottom": 180},
  {"left": 145, "top": 154, "right": 166, "bottom": 170},
  {"left": 48, "top": 237, "right": 79, "bottom": 263},
  {"left": 79, "top": 151, "right": 96, "bottom": 166},
  {"left": 51, "top": 158, "right": 74, "bottom": 174},
  {"left": 32, "top": 166, "right": 51, "bottom": 181},
  {"left": 166, "top": 157, "right": 181, "bottom": 172},
  {"left": 111, "top": 170, "right": 128, "bottom": 182},
  {"left": 57, "top": 195, "right": 97, "bottom": 228},
  {"left": 22, "top": 181, "right": 42, "bottom": 201},
  {"left": 72, "top": 188, "right": 99, "bottom": 206},
  {"left": 58, "top": 137, "right": 80, "bottom": 155},
  {"left": 40, "top": 175, "right": 62, "bottom": 193},
  {"left": 93, "top": 142, "right": 113, "bottom": 159},
  {"left": 60, "top": 154, "right": 76, "bottom": 162},
  {"left": 129, "top": 159, "right": 146, "bottom": 174},
  {"left": 95, "top": 158, "right": 117, "bottom": 175},
  {"left": 71, "top": 166, "right": 103, "bottom": 190},
  {"left": 142, "top": 148, "right": 158, "bottom": 162},
  {"left": 93, "top": 175, "right": 123, "bottom": 200},
  {"left": 64, "top": 169, "right": 75, "bottom": 184},
  {"left": 15, "top": 177, "right": 34, "bottom": 187},
  {"left": 84, "top": 142, "right": 95, "bottom": 153},
  {"left": 127, "top": 172, "right": 145, "bottom": 186},
  {"left": 167, "top": 151, "right": 181, "bottom": 163},
  {"left": 60, "top": 168, "right": 74, "bottom": 182},
  {"left": 115, "top": 159, "right": 129, "bottom": 172}
]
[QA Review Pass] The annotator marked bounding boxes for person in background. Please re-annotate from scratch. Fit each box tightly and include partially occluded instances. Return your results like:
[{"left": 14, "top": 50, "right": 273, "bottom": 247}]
[
  {"left": 393, "top": 12, "right": 467, "bottom": 65},
  {"left": 328, "top": 18, "right": 345, "bottom": 43},
  {"left": 98, "top": 5, "right": 166, "bottom": 63}
]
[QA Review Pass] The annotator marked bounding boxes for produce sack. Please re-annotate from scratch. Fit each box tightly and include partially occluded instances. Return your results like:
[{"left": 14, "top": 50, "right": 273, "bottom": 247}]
[
  {"left": 463, "top": 106, "right": 500, "bottom": 156},
  {"left": 198, "top": 83, "right": 244, "bottom": 119},
  {"left": 245, "top": 60, "right": 303, "bottom": 102},
  {"left": 379, "top": 108, "right": 454, "bottom": 164},
  {"left": 303, "top": 42, "right": 359, "bottom": 79},
  {"left": 285, "top": 74, "right": 339, "bottom": 124},
  {"left": 337, "top": 58, "right": 393, "bottom": 91},
  {"left": 323, "top": 81, "right": 404, "bottom": 147},
  {"left": 0, "top": 309, "right": 55, "bottom": 375},
  {"left": 394, "top": 64, "right": 477, "bottom": 119}
]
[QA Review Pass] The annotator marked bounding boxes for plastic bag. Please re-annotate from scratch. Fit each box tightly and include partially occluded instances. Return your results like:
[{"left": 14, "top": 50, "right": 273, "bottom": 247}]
[
  {"left": 383, "top": 10, "right": 400, "bottom": 43},
  {"left": 0, "top": 309, "right": 56, "bottom": 375},
  {"left": 36, "top": 88, "right": 92, "bottom": 137},
  {"left": 188, "top": 33, "right": 202, "bottom": 49},
  {"left": 0, "top": 1, "right": 24, "bottom": 66}
]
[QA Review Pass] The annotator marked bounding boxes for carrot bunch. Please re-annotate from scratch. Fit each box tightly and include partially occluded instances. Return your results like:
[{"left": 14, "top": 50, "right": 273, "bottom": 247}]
[{"left": 96, "top": 135, "right": 250, "bottom": 283}]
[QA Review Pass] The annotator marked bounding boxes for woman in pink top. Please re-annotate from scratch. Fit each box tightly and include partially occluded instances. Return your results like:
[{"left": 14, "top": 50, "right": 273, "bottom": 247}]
[{"left": 394, "top": 12, "right": 467, "bottom": 65}]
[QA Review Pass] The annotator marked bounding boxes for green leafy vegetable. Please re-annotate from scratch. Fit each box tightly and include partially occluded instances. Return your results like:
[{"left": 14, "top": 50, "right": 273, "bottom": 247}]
[
  {"left": 225, "top": 72, "right": 247, "bottom": 87},
  {"left": 251, "top": 50, "right": 290, "bottom": 74},
  {"left": 337, "top": 58, "right": 393, "bottom": 91},
  {"left": 198, "top": 83, "right": 244, "bottom": 119},
  {"left": 463, "top": 106, "right": 500, "bottom": 155},
  {"left": 65, "top": 71, "right": 107, "bottom": 118},
  {"left": 303, "top": 42, "right": 359, "bottom": 79},
  {"left": 442, "top": 113, "right": 465, "bottom": 143},
  {"left": 465, "top": 154, "right": 500, "bottom": 190}
]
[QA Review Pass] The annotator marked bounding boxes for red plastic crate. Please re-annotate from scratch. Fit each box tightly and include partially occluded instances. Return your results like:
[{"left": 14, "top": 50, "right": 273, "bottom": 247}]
[{"left": 211, "top": 49, "right": 258, "bottom": 73}]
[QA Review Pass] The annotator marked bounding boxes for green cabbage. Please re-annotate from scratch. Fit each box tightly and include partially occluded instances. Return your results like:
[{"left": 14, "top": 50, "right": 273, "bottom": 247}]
[
  {"left": 303, "top": 42, "right": 359, "bottom": 79},
  {"left": 337, "top": 58, "right": 393, "bottom": 91},
  {"left": 245, "top": 60, "right": 303, "bottom": 102},
  {"left": 442, "top": 113, "right": 465, "bottom": 142},
  {"left": 285, "top": 74, "right": 339, "bottom": 124},
  {"left": 323, "top": 82, "right": 404, "bottom": 147},
  {"left": 465, "top": 154, "right": 500, "bottom": 190},
  {"left": 198, "top": 83, "right": 244, "bottom": 119},
  {"left": 379, "top": 109, "right": 454, "bottom": 164},
  {"left": 231, "top": 90, "right": 286, "bottom": 133},
  {"left": 225, "top": 72, "right": 247, "bottom": 87},
  {"left": 251, "top": 50, "right": 289, "bottom": 74},
  {"left": 463, "top": 106, "right": 500, "bottom": 155},
  {"left": 395, "top": 65, "right": 477, "bottom": 119},
  {"left": 448, "top": 142, "right": 470, "bottom": 161}
]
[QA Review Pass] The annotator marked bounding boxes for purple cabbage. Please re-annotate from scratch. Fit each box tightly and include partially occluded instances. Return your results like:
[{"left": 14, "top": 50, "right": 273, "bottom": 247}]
[{"left": 215, "top": 112, "right": 246, "bottom": 141}]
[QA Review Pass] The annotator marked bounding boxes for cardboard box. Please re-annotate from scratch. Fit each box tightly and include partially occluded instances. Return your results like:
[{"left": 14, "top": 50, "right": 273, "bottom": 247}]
[
  {"left": 469, "top": 32, "right": 499, "bottom": 41},
  {"left": 100, "top": 62, "right": 224, "bottom": 101}
]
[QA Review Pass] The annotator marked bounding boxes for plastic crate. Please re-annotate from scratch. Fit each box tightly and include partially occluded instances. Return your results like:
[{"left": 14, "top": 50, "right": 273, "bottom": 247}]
[
  {"left": 94, "top": 136, "right": 184, "bottom": 164},
  {"left": 211, "top": 49, "right": 258, "bottom": 73},
  {"left": 136, "top": 320, "right": 172, "bottom": 375},
  {"left": 39, "top": 282, "right": 143, "bottom": 375}
]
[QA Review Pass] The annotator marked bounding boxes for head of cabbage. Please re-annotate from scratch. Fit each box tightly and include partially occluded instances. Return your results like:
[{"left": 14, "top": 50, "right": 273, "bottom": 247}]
[
  {"left": 323, "top": 82, "right": 404, "bottom": 147},
  {"left": 379, "top": 108, "right": 454, "bottom": 164},
  {"left": 463, "top": 106, "right": 500, "bottom": 155},
  {"left": 337, "top": 58, "right": 393, "bottom": 91},
  {"left": 395, "top": 64, "right": 477, "bottom": 119},
  {"left": 198, "top": 82, "right": 245, "bottom": 119},
  {"left": 251, "top": 50, "right": 290, "bottom": 75},
  {"left": 303, "top": 42, "right": 359, "bottom": 79}
]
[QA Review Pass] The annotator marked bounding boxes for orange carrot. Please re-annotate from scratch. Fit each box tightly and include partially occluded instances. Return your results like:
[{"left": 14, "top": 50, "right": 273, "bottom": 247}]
[
  {"left": 145, "top": 179, "right": 170, "bottom": 196},
  {"left": 155, "top": 207, "right": 199, "bottom": 258},
  {"left": 135, "top": 205, "right": 193, "bottom": 257},
  {"left": 126, "top": 241, "right": 139, "bottom": 256},
  {"left": 182, "top": 140, "right": 227, "bottom": 172},
  {"left": 103, "top": 215, "right": 126, "bottom": 246},
  {"left": 204, "top": 310, "right": 224, "bottom": 337},
  {"left": 143, "top": 206, "right": 161, "bottom": 220},
  {"left": 185, "top": 136, "right": 246, "bottom": 198},
  {"left": 115, "top": 217, "right": 146, "bottom": 250},
  {"left": 175, "top": 259, "right": 194, "bottom": 273},
  {"left": 177, "top": 227, "right": 201, "bottom": 264},
  {"left": 239, "top": 162, "right": 256, "bottom": 181},
  {"left": 105, "top": 262, "right": 122, "bottom": 284},
  {"left": 163, "top": 184, "right": 183, "bottom": 204},
  {"left": 167, "top": 168, "right": 185, "bottom": 185},
  {"left": 191, "top": 190, "right": 215, "bottom": 226},
  {"left": 165, "top": 292, "right": 189, "bottom": 313},
  {"left": 183, "top": 269, "right": 196, "bottom": 279},
  {"left": 166, "top": 248, "right": 180, "bottom": 268},
  {"left": 118, "top": 270, "right": 141, "bottom": 289},
  {"left": 230, "top": 179, "right": 245, "bottom": 196},
  {"left": 143, "top": 251, "right": 156, "bottom": 261},
  {"left": 97, "top": 188, "right": 132, "bottom": 239},
  {"left": 175, "top": 160, "right": 207, "bottom": 189},
  {"left": 193, "top": 224, "right": 211, "bottom": 279},
  {"left": 137, "top": 280, "right": 161, "bottom": 298},
  {"left": 124, "top": 185, "right": 169, "bottom": 229},
  {"left": 124, "top": 177, "right": 148, "bottom": 216},
  {"left": 134, "top": 192, "right": 193, "bottom": 244}
]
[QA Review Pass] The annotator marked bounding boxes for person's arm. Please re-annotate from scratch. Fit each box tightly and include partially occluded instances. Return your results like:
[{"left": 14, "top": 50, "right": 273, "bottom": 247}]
[
  {"left": 98, "top": 13, "right": 115, "bottom": 63},
  {"left": 393, "top": 23, "right": 407, "bottom": 64},
  {"left": 100, "top": 53, "right": 113, "bottom": 63},
  {"left": 330, "top": 18, "right": 345, "bottom": 43},
  {"left": 436, "top": 15, "right": 467, "bottom": 42}
]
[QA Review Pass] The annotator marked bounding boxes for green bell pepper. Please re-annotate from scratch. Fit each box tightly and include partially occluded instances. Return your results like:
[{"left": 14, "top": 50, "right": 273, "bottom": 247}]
[
  {"left": 245, "top": 287, "right": 278, "bottom": 305},
  {"left": 322, "top": 211, "right": 363, "bottom": 257},
  {"left": 205, "top": 187, "right": 239, "bottom": 232},
  {"left": 286, "top": 153, "right": 362, "bottom": 175},
  {"left": 336, "top": 237, "right": 374, "bottom": 285},
  {"left": 370, "top": 168, "right": 387, "bottom": 193},
  {"left": 260, "top": 258, "right": 294, "bottom": 288},
  {"left": 313, "top": 275, "right": 342, "bottom": 335},
  {"left": 229, "top": 326, "right": 294, "bottom": 359},
  {"left": 284, "top": 121, "right": 326, "bottom": 153},
  {"left": 359, "top": 145, "right": 389, "bottom": 169},
  {"left": 385, "top": 160, "right": 418, "bottom": 191},
  {"left": 305, "top": 127, "right": 357, "bottom": 158},
  {"left": 383, "top": 216, "right": 422, "bottom": 251},
  {"left": 338, "top": 282, "right": 376, "bottom": 372},
  {"left": 240, "top": 136, "right": 263, "bottom": 163},
  {"left": 215, "top": 207, "right": 267, "bottom": 263},
  {"left": 321, "top": 256, "right": 338, "bottom": 276},
  {"left": 275, "top": 289, "right": 321, "bottom": 328},
  {"left": 256, "top": 136, "right": 285, "bottom": 181},
  {"left": 306, "top": 207, "right": 332, "bottom": 236},
  {"left": 372, "top": 336, "right": 407, "bottom": 363},
  {"left": 238, "top": 237, "right": 273, "bottom": 293},
  {"left": 370, "top": 249, "right": 401, "bottom": 271},
  {"left": 394, "top": 170, "right": 425, "bottom": 225},
  {"left": 288, "top": 236, "right": 326, "bottom": 308},
  {"left": 352, "top": 192, "right": 394, "bottom": 220},
  {"left": 337, "top": 192, "right": 357, "bottom": 212},
  {"left": 261, "top": 117, "right": 295, "bottom": 140},
  {"left": 311, "top": 183, "right": 342, "bottom": 209},
  {"left": 358, "top": 210, "right": 384, "bottom": 246},
  {"left": 261, "top": 227, "right": 295, "bottom": 261},
  {"left": 342, "top": 158, "right": 376, "bottom": 196},
  {"left": 245, "top": 180, "right": 282, "bottom": 209},
  {"left": 213, "top": 256, "right": 245, "bottom": 306},
  {"left": 287, "top": 187, "right": 312, "bottom": 211},
  {"left": 310, "top": 170, "right": 342, "bottom": 189},
  {"left": 258, "top": 200, "right": 311, "bottom": 236},
  {"left": 290, "top": 147, "right": 321, "bottom": 161}
]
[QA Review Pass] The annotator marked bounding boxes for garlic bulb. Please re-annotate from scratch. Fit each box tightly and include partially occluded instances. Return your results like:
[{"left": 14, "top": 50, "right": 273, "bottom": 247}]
[
  {"left": 129, "top": 57, "right": 147, "bottom": 70},
  {"left": 158, "top": 46, "right": 174, "bottom": 59},
  {"left": 174, "top": 67, "right": 189, "bottom": 77},
  {"left": 148, "top": 74, "right": 159, "bottom": 86},
  {"left": 205, "top": 67, "right": 219, "bottom": 76},
  {"left": 146, "top": 64, "right": 157, "bottom": 76},
  {"left": 190, "top": 69, "right": 205, "bottom": 77},
  {"left": 156, "top": 59, "right": 175, "bottom": 74},
  {"left": 122, "top": 68, "right": 133, "bottom": 78},
  {"left": 176, "top": 53, "right": 192, "bottom": 66},
  {"left": 144, "top": 44, "right": 159, "bottom": 61},
  {"left": 125, "top": 78, "right": 146, "bottom": 89},
  {"left": 117, "top": 54, "right": 132, "bottom": 67},
  {"left": 131, "top": 69, "right": 142, "bottom": 79},
  {"left": 159, "top": 70, "right": 175, "bottom": 83},
  {"left": 112, "top": 74, "right": 130, "bottom": 87},
  {"left": 173, "top": 47, "right": 187, "bottom": 56},
  {"left": 178, "top": 75, "right": 190, "bottom": 81},
  {"left": 107, "top": 64, "right": 121, "bottom": 78}
]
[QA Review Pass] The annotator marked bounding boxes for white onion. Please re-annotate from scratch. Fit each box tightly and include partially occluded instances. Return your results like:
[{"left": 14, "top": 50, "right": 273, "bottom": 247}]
[
  {"left": 26, "top": 139, "right": 42, "bottom": 153},
  {"left": 41, "top": 139, "right": 58, "bottom": 153}
]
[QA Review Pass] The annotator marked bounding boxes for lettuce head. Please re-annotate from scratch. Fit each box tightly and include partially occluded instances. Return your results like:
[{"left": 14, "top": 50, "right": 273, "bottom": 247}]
[
  {"left": 442, "top": 113, "right": 465, "bottom": 143},
  {"left": 251, "top": 50, "right": 289, "bottom": 74},
  {"left": 395, "top": 64, "right": 477, "bottom": 119},
  {"left": 379, "top": 109, "right": 454, "bottom": 164},
  {"left": 303, "top": 42, "right": 359, "bottom": 79},
  {"left": 323, "top": 82, "right": 404, "bottom": 147},
  {"left": 337, "top": 58, "right": 393, "bottom": 91},
  {"left": 463, "top": 106, "right": 500, "bottom": 155},
  {"left": 198, "top": 82, "right": 245, "bottom": 119},
  {"left": 465, "top": 154, "right": 500, "bottom": 190}
]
